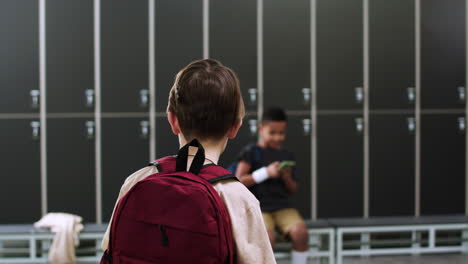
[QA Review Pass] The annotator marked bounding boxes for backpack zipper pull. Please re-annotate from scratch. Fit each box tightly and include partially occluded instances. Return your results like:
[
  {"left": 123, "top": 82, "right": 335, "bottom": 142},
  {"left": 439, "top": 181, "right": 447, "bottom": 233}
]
[{"left": 160, "top": 225, "right": 169, "bottom": 246}]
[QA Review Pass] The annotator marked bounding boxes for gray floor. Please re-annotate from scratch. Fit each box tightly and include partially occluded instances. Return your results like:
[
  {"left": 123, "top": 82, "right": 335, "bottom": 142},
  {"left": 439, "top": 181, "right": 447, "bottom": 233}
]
[{"left": 276, "top": 254, "right": 468, "bottom": 264}]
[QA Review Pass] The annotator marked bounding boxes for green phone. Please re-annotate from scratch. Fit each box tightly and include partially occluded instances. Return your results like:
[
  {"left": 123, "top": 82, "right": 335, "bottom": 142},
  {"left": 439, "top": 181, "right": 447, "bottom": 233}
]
[{"left": 278, "top": 160, "right": 296, "bottom": 169}]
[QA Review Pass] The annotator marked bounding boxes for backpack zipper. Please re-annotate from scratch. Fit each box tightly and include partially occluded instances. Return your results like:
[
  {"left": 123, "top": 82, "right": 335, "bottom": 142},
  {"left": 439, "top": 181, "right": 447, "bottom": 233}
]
[{"left": 160, "top": 225, "right": 169, "bottom": 246}]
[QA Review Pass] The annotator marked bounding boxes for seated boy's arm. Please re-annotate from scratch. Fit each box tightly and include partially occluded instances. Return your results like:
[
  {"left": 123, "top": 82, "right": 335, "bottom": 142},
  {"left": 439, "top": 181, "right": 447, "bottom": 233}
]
[
  {"left": 236, "top": 161, "right": 256, "bottom": 187},
  {"left": 280, "top": 167, "right": 297, "bottom": 193},
  {"left": 237, "top": 161, "right": 281, "bottom": 187}
]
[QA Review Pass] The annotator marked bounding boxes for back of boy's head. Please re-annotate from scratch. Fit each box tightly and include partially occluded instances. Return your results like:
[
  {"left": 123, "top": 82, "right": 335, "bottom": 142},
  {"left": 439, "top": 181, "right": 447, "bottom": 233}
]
[
  {"left": 167, "top": 59, "right": 245, "bottom": 141},
  {"left": 262, "top": 107, "right": 287, "bottom": 124}
]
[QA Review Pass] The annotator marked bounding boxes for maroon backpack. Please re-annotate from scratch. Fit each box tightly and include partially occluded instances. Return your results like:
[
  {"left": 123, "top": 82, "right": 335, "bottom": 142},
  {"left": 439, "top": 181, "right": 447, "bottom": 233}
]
[{"left": 101, "top": 139, "right": 237, "bottom": 264}]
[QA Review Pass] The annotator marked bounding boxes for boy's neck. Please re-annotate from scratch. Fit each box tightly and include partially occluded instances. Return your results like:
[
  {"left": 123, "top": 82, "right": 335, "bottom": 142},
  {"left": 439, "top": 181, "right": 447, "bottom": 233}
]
[{"left": 179, "top": 136, "right": 227, "bottom": 166}]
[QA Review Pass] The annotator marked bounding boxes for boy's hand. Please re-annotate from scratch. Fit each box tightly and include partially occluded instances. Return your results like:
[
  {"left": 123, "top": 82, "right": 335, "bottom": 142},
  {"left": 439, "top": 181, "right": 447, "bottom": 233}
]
[
  {"left": 266, "top": 162, "right": 281, "bottom": 178},
  {"left": 280, "top": 167, "right": 293, "bottom": 179}
]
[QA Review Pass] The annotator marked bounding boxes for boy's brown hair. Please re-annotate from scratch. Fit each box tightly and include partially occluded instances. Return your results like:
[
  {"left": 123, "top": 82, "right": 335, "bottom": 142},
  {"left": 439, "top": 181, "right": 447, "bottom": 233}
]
[{"left": 167, "top": 59, "right": 245, "bottom": 140}]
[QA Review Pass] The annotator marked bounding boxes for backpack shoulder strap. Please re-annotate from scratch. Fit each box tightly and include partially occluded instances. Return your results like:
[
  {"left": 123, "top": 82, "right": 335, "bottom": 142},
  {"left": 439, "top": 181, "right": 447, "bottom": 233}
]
[
  {"left": 148, "top": 155, "right": 177, "bottom": 173},
  {"left": 199, "top": 165, "right": 239, "bottom": 184},
  {"left": 208, "top": 174, "right": 238, "bottom": 184}
]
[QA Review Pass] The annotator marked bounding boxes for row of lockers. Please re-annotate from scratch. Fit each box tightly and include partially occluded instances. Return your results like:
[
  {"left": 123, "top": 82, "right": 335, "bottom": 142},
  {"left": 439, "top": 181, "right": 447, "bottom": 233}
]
[
  {"left": 0, "top": 113, "right": 465, "bottom": 224},
  {"left": 1, "top": 0, "right": 467, "bottom": 115}
]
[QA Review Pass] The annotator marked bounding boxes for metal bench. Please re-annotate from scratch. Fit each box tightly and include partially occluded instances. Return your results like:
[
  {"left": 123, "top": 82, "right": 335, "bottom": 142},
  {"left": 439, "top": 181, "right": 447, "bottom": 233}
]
[
  {"left": 329, "top": 215, "right": 468, "bottom": 264},
  {"left": 0, "top": 223, "right": 107, "bottom": 263}
]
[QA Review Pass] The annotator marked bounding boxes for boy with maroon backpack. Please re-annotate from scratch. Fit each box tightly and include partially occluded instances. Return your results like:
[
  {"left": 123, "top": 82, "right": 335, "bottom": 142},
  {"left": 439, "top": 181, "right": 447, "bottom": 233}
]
[{"left": 101, "top": 59, "right": 276, "bottom": 264}]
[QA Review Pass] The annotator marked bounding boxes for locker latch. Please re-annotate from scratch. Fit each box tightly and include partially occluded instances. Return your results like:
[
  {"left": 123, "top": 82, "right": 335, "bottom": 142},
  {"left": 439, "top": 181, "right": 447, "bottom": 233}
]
[{"left": 30, "top": 90, "right": 40, "bottom": 109}]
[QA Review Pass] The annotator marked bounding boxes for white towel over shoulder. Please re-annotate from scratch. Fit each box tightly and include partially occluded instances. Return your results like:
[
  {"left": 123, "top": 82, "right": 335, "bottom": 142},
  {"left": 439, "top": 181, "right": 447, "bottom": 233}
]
[{"left": 34, "top": 212, "right": 84, "bottom": 264}]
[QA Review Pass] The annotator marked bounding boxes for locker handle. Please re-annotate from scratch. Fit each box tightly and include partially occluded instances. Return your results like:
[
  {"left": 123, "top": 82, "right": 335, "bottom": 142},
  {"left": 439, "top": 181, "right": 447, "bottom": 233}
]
[
  {"left": 407, "top": 117, "right": 415, "bottom": 133},
  {"left": 355, "top": 87, "right": 363, "bottom": 104},
  {"left": 458, "top": 87, "right": 466, "bottom": 103},
  {"left": 248, "top": 88, "right": 257, "bottom": 105},
  {"left": 140, "top": 120, "right": 150, "bottom": 139},
  {"left": 249, "top": 119, "right": 257, "bottom": 135},
  {"left": 30, "top": 121, "right": 40, "bottom": 140},
  {"left": 302, "top": 88, "right": 311, "bottom": 104},
  {"left": 458, "top": 117, "right": 466, "bottom": 133},
  {"left": 302, "top": 118, "right": 311, "bottom": 135},
  {"left": 355, "top": 117, "right": 364, "bottom": 134},
  {"left": 407, "top": 87, "right": 415, "bottom": 103},
  {"left": 86, "top": 121, "right": 95, "bottom": 139},
  {"left": 140, "top": 89, "right": 149, "bottom": 108},
  {"left": 85, "top": 89, "right": 94, "bottom": 108},
  {"left": 30, "top": 90, "right": 40, "bottom": 109}
]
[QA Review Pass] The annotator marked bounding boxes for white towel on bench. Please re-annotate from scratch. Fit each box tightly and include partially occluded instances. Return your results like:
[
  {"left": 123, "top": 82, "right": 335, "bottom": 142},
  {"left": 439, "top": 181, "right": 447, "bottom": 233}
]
[{"left": 34, "top": 213, "right": 84, "bottom": 264}]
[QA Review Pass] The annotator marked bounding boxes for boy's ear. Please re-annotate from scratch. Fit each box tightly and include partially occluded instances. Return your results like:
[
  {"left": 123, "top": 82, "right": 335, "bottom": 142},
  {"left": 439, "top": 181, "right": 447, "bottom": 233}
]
[
  {"left": 167, "top": 111, "right": 181, "bottom": 135},
  {"left": 227, "top": 119, "right": 243, "bottom": 139}
]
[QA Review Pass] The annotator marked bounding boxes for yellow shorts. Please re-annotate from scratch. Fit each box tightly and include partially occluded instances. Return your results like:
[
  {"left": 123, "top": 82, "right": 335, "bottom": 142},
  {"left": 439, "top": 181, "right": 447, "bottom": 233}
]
[{"left": 262, "top": 208, "right": 305, "bottom": 235}]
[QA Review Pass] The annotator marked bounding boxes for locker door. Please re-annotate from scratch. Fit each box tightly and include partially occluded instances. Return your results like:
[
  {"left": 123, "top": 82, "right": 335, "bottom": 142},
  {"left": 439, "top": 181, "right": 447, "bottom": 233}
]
[
  {"left": 317, "top": 115, "right": 363, "bottom": 217},
  {"left": 0, "top": 0, "right": 39, "bottom": 114},
  {"left": 264, "top": 0, "right": 310, "bottom": 110},
  {"left": 155, "top": 0, "right": 203, "bottom": 112},
  {"left": 210, "top": 0, "right": 257, "bottom": 112},
  {"left": 47, "top": 118, "right": 95, "bottom": 221},
  {"left": 283, "top": 115, "right": 312, "bottom": 219},
  {"left": 102, "top": 118, "right": 149, "bottom": 221},
  {"left": 317, "top": 0, "right": 363, "bottom": 110},
  {"left": 369, "top": 115, "right": 415, "bottom": 216},
  {"left": 421, "top": 114, "right": 465, "bottom": 215},
  {"left": 369, "top": 0, "right": 415, "bottom": 109},
  {"left": 218, "top": 116, "right": 258, "bottom": 169},
  {"left": 101, "top": 0, "right": 149, "bottom": 113},
  {"left": 155, "top": 116, "right": 180, "bottom": 158},
  {"left": 0, "top": 120, "right": 41, "bottom": 223},
  {"left": 46, "top": 0, "right": 94, "bottom": 113},
  {"left": 421, "top": 0, "right": 466, "bottom": 109}
]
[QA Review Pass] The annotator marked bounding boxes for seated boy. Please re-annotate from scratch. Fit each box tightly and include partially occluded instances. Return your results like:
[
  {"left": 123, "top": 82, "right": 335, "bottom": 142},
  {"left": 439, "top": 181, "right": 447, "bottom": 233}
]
[
  {"left": 236, "top": 107, "right": 309, "bottom": 264},
  {"left": 101, "top": 59, "right": 276, "bottom": 263}
]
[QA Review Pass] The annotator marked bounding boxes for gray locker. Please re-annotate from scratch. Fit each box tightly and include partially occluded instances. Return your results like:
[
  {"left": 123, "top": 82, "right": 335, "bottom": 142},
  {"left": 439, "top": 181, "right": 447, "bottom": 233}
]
[
  {"left": 102, "top": 118, "right": 149, "bottom": 221},
  {"left": 155, "top": 0, "right": 203, "bottom": 112},
  {"left": 46, "top": 0, "right": 94, "bottom": 113},
  {"left": 264, "top": 0, "right": 311, "bottom": 111},
  {"left": 369, "top": 0, "right": 415, "bottom": 110},
  {"left": 155, "top": 116, "right": 180, "bottom": 158},
  {"left": 218, "top": 116, "right": 258, "bottom": 169},
  {"left": 317, "top": 0, "right": 363, "bottom": 110},
  {"left": 101, "top": 0, "right": 149, "bottom": 113},
  {"left": 210, "top": 0, "right": 258, "bottom": 112},
  {"left": 369, "top": 115, "right": 415, "bottom": 216},
  {"left": 421, "top": 0, "right": 466, "bottom": 109},
  {"left": 0, "top": 120, "right": 41, "bottom": 223},
  {"left": 421, "top": 114, "right": 466, "bottom": 215},
  {"left": 283, "top": 115, "right": 312, "bottom": 219},
  {"left": 317, "top": 115, "right": 364, "bottom": 217},
  {"left": 0, "top": 0, "right": 39, "bottom": 114},
  {"left": 47, "top": 118, "right": 95, "bottom": 221}
]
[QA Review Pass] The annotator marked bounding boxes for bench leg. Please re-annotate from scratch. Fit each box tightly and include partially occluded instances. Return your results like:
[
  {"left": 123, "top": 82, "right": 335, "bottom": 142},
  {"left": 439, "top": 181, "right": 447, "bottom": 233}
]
[
  {"left": 42, "top": 239, "right": 51, "bottom": 259},
  {"left": 96, "top": 239, "right": 102, "bottom": 257},
  {"left": 462, "top": 230, "right": 468, "bottom": 254},
  {"left": 336, "top": 230, "right": 343, "bottom": 264},
  {"left": 310, "top": 233, "right": 319, "bottom": 253},
  {"left": 411, "top": 231, "right": 421, "bottom": 256},
  {"left": 360, "top": 233, "right": 370, "bottom": 257},
  {"left": 328, "top": 230, "right": 335, "bottom": 264}
]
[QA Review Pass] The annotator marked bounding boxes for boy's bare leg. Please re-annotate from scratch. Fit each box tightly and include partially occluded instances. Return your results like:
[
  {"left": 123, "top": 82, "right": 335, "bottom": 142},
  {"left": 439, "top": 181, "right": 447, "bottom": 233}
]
[{"left": 288, "top": 222, "right": 309, "bottom": 251}]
